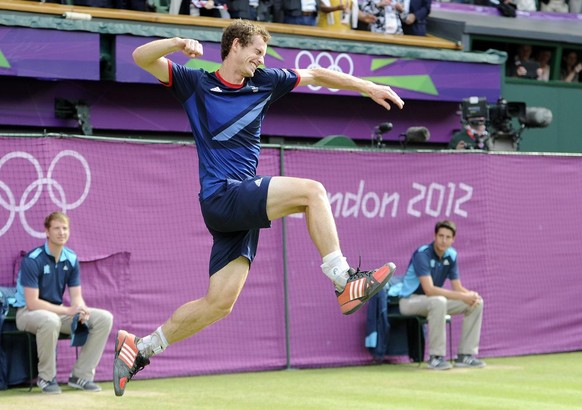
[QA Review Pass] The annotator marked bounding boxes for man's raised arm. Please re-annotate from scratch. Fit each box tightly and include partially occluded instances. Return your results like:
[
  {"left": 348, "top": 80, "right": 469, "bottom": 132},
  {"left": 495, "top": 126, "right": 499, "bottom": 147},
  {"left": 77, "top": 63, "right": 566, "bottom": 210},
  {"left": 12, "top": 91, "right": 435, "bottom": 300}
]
[
  {"left": 133, "top": 38, "right": 204, "bottom": 83},
  {"left": 295, "top": 67, "right": 404, "bottom": 111}
]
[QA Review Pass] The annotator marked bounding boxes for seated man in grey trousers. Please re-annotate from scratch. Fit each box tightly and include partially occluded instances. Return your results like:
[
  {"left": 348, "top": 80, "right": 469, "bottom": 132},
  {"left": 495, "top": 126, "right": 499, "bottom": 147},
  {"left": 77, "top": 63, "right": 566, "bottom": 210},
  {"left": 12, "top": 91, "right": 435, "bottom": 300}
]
[
  {"left": 398, "top": 220, "right": 485, "bottom": 370},
  {"left": 14, "top": 211, "right": 113, "bottom": 393}
]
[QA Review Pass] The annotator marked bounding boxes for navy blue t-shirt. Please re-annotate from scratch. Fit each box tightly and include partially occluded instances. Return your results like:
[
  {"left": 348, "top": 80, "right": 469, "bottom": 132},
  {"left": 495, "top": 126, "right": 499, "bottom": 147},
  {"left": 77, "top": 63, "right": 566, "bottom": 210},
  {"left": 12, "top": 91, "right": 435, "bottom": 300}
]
[
  {"left": 167, "top": 62, "right": 299, "bottom": 200},
  {"left": 399, "top": 242, "right": 459, "bottom": 297}
]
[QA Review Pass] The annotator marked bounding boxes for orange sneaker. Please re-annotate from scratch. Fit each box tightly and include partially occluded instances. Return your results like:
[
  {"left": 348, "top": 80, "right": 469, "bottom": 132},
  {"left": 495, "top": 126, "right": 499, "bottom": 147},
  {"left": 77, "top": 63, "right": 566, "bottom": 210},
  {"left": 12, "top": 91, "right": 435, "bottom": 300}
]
[
  {"left": 336, "top": 262, "right": 396, "bottom": 315},
  {"left": 113, "top": 330, "right": 150, "bottom": 397}
]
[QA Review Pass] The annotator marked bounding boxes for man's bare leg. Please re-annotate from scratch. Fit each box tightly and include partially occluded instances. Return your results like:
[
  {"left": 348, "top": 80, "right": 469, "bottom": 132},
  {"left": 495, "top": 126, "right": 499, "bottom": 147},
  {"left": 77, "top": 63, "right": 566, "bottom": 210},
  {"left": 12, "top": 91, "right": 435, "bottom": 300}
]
[
  {"left": 265, "top": 176, "right": 396, "bottom": 314},
  {"left": 113, "top": 257, "right": 249, "bottom": 396},
  {"left": 266, "top": 176, "right": 339, "bottom": 257},
  {"left": 142, "top": 256, "right": 249, "bottom": 351}
]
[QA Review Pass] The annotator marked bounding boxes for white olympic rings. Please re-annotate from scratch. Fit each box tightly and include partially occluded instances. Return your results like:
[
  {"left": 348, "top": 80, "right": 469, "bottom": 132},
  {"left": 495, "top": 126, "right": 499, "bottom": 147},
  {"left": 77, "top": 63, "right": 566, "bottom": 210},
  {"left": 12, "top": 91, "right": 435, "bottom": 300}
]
[
  {"left": 0, "top": 150, "right": 91, "bottom": 238},
  {"left": 294, "top": 51, "right": 355, "bottom": 92}
]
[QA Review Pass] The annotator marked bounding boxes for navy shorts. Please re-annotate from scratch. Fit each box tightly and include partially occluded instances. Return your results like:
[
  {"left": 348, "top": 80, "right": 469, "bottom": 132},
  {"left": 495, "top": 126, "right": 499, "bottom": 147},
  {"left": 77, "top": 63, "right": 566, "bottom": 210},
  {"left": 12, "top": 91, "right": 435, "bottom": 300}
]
[{"left": 200, "top": 176, "right": 272, "bottom": 276}]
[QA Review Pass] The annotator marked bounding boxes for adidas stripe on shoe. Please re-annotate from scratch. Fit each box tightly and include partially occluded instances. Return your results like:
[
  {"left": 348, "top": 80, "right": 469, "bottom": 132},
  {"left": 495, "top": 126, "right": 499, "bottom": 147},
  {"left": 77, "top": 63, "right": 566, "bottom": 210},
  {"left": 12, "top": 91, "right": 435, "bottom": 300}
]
[
  {"left": 336, "top": 262, "right": 396, "bottom": 315},
  {"left": 113, "top": 330, "right": 150, "bottom": 397}
]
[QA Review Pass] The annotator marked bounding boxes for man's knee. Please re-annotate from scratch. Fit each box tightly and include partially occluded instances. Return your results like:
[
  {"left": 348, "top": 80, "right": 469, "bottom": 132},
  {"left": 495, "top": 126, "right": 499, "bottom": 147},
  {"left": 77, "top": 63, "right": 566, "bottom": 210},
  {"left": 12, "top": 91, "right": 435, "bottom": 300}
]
[
  {"left": 473, "top": 298, "right": 484, "bottom": 312},
  {"left": 307, "top": 180, "right": 327, "bottom": 200},
  {"left": 206, "top": 297, "right": 236, "bottom": 321},
  {"left": 427, "top": 296, "right": 448, "bottom": 313},
  {"left": 19, "top": 310, "right": 61, "bottom": 333},
  {"left": 40, "top": 314, "right": 61, "bottom": 334},
  {"left": 90, "top": 309, "right": 114, "bottom": 329}
]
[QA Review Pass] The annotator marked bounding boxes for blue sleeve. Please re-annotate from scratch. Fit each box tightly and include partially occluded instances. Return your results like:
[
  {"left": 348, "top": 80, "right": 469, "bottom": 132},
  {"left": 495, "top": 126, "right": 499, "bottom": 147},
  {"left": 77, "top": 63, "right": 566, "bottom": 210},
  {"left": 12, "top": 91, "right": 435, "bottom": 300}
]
[
  {"left": 412, "top": 0, "right": 431, "bottom": 21},
  {"left": 255, "top": 68, "right": 299, "bottom": 103},
  {"left": 411, "top": 249, "right": 431, "bottom": 277},
  {"left": 68, "top": 259, "right": 81, "bottom": 287},
  {"left": 169, "top": 62, "right": 204, "bottom": 103},
  {"left": 447, "top": 258, "right": 459, "bottom": 280},
  {"left": 19, "top": 258, "right": 40, "bottom": 288}
]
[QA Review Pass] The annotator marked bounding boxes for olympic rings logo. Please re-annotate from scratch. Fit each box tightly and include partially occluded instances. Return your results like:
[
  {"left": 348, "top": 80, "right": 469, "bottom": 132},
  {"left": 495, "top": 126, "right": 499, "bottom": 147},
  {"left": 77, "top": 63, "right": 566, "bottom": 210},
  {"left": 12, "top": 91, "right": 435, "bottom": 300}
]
[
  {"left": 0, "top": 150, "right": 91, "bottom": 238},
  {"left": 294, "top": 51, "right": 355, "bottom": 92}
]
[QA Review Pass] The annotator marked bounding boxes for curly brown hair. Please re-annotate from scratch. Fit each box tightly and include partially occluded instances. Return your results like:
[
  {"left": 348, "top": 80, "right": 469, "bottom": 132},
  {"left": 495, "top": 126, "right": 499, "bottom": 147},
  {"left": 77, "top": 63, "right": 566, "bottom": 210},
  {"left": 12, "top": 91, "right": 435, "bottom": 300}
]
[{"left": 220, "top": 19, "right": 271, "bottom": 61}]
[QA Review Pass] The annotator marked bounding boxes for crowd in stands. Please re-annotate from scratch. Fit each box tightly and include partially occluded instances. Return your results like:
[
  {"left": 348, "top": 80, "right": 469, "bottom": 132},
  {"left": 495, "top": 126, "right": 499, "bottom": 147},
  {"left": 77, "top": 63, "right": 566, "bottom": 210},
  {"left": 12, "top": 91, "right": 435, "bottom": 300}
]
[
  {"left": 60, "top": 0, "right": 433, "bottom": 35},
  {"left": 507, "top": 44, "right": 582, "bottom": 83},
  {"left": 163, "top": 0, "right": 434, "bottom": 35},
  {"left": 54, "top": 0, "right": 581, "bottom": 33},
  {"left": 47, "top": 0, "right": 582, "bottom": 82}
]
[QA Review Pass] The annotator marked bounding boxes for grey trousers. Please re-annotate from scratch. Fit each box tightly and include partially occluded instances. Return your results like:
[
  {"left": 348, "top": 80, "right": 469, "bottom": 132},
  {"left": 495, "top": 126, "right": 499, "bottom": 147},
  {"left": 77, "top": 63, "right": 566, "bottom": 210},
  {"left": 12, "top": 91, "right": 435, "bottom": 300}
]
[
  {"left": 16, "top": 307, "right": 113, "bottom": 381},
  {"left": 399, "top": 294, "right": 483, "bottom": 358}
]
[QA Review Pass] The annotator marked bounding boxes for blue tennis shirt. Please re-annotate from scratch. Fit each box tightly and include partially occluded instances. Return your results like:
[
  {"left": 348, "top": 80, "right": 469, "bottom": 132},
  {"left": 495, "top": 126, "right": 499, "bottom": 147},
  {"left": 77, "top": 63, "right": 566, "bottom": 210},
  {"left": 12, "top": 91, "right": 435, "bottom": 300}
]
[
  {"left": 167, "top": 62, "right": 299, "bottom": 200},
  {"left": 399, "top": 242, "right": 459, "bottom": 297},
  {"left": 14, "top": 243, "right": 81, "bottom": 307}
]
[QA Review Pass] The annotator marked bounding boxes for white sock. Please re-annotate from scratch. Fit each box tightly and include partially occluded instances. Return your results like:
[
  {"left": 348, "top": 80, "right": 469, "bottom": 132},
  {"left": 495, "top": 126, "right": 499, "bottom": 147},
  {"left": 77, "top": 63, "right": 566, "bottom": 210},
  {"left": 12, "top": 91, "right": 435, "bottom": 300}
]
[
  {"left": 137, "top": 326, "right": 169, "bottom": 359},
  {"left": 321, "top": 251, "right": 350, "bottom": 291}
]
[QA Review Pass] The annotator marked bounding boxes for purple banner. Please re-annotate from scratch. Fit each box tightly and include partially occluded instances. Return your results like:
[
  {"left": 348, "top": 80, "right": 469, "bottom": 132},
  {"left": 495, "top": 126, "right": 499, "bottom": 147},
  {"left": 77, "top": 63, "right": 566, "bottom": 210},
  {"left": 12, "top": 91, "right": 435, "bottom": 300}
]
[
  {"left": 1, "top": 137, "right": 580, "bottom": 382},
  {"left": 118, "top": 35, "right": 501, "bottom": 103},
  {"left": 0, "top": 76, "right": 464, "bottom": 143},
  {"left": 0, "top": 27, "right": 100, "bottom": 80}
]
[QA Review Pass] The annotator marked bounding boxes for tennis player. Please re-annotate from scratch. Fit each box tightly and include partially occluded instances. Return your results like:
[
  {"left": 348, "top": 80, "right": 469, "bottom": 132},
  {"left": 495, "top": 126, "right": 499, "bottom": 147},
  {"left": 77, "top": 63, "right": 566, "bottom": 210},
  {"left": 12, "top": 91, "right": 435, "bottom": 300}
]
[{"left": 113, "top": 19, "right": 403, "bottom": 396}]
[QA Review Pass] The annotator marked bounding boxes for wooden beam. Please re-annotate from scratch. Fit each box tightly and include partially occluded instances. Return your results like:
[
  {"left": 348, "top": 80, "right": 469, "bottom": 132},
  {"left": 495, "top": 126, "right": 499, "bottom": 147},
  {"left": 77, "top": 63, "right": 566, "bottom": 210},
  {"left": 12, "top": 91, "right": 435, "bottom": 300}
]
[{"left": 0, "top": 0, "right": 462, "bottom": 50}]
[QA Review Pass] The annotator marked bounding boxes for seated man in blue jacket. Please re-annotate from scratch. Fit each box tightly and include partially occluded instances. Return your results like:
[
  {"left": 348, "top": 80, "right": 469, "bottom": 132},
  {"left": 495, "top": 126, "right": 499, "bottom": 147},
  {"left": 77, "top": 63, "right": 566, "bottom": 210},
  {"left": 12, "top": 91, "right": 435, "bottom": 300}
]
[
  {"left": 399, "top": 220, "right": 485, "bottom": 370},
  {"left": 14, "top": 212, "right": 113, "bottom": 393},
  {"left": 401, "top": 0, "right": 431, "bottom": 36}
]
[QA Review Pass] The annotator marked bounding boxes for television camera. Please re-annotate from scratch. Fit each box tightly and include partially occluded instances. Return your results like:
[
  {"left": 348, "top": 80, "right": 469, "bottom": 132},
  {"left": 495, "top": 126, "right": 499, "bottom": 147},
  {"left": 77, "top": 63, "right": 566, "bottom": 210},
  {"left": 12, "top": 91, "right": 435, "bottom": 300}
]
[
  {"left": 371, "top": 122, "right": 430, "bottom": 149},
  {"left": 460, "top": 96, "right": 552, "bottom": 151}
]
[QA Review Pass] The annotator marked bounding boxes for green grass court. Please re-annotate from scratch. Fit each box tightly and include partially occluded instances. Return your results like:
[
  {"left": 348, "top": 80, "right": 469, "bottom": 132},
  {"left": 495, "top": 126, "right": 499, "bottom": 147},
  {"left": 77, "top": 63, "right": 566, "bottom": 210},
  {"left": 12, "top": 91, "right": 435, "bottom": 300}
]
[{"left": 1, "top": 352, "right": 580, "bottom": 409}]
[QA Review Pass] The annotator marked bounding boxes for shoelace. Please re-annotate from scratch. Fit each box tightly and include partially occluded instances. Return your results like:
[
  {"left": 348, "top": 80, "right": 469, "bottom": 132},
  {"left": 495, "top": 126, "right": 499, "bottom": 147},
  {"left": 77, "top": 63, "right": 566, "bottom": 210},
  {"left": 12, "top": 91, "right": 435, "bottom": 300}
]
[
  {"left": 129, "top": 355, "right": 151, "bottom": 379},
  {"left": 348, "top": 257, "right": 367, "bottom": 280}
]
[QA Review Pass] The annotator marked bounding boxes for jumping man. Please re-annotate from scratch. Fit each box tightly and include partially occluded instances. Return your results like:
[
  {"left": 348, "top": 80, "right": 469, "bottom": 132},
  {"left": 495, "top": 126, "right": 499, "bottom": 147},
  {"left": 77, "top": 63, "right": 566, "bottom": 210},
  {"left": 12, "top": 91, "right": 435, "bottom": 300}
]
[{"left": 113, "top": 19, "right": 404, "bottom": 396}]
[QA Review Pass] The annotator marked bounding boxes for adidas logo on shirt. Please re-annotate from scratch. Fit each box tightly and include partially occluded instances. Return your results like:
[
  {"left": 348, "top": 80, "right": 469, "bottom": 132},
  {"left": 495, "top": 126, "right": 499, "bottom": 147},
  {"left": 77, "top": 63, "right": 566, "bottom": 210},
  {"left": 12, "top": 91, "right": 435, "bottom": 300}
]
[
  {"left": 210, "top": 87, "right": 222, "bottom": 93},
  {"left": 255, "top": 178, "right": 263, "bottom": 187}
]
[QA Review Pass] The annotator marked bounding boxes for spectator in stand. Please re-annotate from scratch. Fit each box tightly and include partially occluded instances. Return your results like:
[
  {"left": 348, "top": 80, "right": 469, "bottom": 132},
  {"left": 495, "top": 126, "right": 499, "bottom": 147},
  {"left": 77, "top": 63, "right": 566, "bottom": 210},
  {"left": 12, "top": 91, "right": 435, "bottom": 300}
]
[
  {"left": 273, "top": 0, "right": 318, "bottom": 25},
  {"left": 513, "top": 0, "right": 536, "bottom": 11},
  {"left": 227, "top": 0, "right": 274, "bottom": 20},
  {"left": 507, "top": 44, "right": 542, "bottom": 79},
  {"left": 360, "top": 0, "right": 404, "bottom": 34},
  {"left": 536, "top": 49, "right": 552, "bottom": 82},
  {"left": 227, "top": 0, "right": 260, "bottom": 19},
  {"left": 401, "top": 0, "right": 431, "bottom": 36},
  {"left": 192, "top": 0, "right": 231, "bottom": 17},
  {"left": 169, "top": 0, "right": 230, "bottom": 16},
  {"left": 560, "top": 51, "right": 582, "bottom": 82},
  {"left": 539, "top": 0, "right": 569, "bottom": 13},
  {"left": 356, "top": 9, "right": 378, "bottom": 30},
  {"left": 317, "top": 0, "right": 360, "bottom": 32}
]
